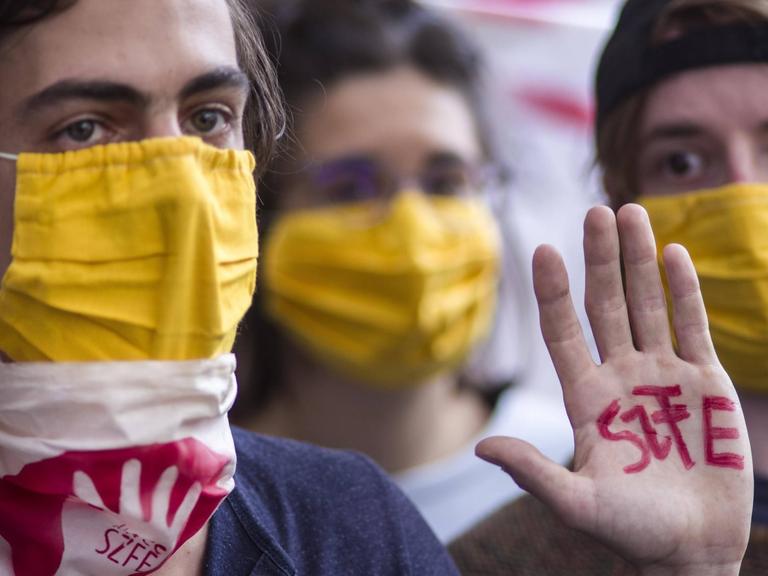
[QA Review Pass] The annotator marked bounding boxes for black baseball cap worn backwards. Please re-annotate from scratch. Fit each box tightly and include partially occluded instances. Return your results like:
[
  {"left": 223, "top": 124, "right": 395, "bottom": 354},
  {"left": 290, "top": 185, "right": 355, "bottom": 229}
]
[{"left": 596, "top": 0, "right": 768, "bottom": 128}]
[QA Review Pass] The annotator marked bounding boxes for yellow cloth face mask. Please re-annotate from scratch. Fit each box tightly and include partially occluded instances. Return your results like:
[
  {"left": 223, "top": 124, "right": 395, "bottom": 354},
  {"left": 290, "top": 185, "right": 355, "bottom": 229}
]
[
  {"left": 641, "top": 183, "right": 768, "bottom": 392},
  {"left": 0, "top": 136, "right": 258, "bottom": 362},
  {"left": 263, "top": 191, "right": 501, "bottom": 389}
]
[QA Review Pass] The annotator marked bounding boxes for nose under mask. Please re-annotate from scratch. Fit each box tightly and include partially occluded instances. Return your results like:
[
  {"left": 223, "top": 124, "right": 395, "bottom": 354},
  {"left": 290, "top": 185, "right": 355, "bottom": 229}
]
[
  {"left": 0, "top": 136, "right": 258, "bottom": 362},
  {"left": 263, "top": 190, "right": 501, "bottom": 389}
]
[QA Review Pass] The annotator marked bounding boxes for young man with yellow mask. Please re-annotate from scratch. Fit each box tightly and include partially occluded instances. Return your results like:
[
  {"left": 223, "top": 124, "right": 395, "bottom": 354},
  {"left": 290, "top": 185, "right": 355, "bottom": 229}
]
[
  {"left": 451, "top": 0, "right": 768, "bottom": 573},
  {"left": 0, "top": 1, "right": 460, "bottom": 574},
  {"left": 0, "top": 0, "right": 754, "bottom": 575}
]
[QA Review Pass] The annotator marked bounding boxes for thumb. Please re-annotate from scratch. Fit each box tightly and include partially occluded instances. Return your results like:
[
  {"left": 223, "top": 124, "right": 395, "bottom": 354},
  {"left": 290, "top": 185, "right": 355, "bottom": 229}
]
[{"left": 477, "top": 436, "right": 592, "bottom": 527}]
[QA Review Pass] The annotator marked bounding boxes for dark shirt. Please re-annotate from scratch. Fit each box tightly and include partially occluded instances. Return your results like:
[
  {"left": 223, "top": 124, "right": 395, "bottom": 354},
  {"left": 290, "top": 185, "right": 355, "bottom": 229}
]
[
  {"left": 753, "top": 475, "right": 768, "bottom": 526},
  {"left": 204, "top": 427, "right": 458, "bottom": 575}
]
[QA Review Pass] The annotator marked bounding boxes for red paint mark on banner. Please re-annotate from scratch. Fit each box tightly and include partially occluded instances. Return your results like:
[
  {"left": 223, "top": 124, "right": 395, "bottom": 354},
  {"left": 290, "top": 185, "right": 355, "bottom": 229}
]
[{"left": 514, "top": 87, "right": 594, "bottom": 129}]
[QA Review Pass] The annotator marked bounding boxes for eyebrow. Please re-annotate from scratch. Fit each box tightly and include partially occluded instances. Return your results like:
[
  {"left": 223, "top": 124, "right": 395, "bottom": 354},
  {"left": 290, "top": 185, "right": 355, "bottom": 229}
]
[
  {"left": 426, "top": 152, "right": 468, "bottom": 166},
  {"left": 179, "top": 66, "right": 250, "bottom": 100},
  {"left": 18, "top": 66, "right": 250, "bottom": 119},
  {"left": 19, "top": 81, "right": 148, "bottom": 118},
  {"left": 642, "top": 123, "right": 706, "bottom": 144}
]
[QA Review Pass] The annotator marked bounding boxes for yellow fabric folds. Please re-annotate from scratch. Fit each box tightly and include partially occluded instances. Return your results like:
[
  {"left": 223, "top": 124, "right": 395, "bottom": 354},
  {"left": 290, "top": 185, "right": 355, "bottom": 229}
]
[
  {"left": 641, "top": 184, "right": 768, "bottom": 392},
  {"left": 0, "top": 137, "right": 258, "bottom": 361},
  {"left": 264, "top": 191, "right": 500, "bottom": 389}
]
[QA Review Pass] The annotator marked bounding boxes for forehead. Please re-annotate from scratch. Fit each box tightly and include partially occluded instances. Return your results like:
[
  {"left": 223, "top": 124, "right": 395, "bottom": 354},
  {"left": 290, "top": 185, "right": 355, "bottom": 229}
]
[
  {"left": 641, "top": 64, "right": 768, "bottom": 135},
  {"left": 0, "top": 0, "right": 237, "bottom": 111},
  {"left": 299, "top": 66, "right": 481, "bottom": 166}
]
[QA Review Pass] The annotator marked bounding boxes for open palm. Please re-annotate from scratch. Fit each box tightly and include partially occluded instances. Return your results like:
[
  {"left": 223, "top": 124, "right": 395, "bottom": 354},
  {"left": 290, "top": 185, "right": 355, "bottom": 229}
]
[{"left": 479, "top": 205, "right": 753, "bottom": 575}]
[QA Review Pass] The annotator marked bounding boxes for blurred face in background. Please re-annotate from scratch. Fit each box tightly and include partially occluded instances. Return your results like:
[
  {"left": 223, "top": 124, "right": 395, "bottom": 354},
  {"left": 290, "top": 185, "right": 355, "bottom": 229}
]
[
  {"left": 280, "top": 65, "right": 485, "bottom": 210},
  {"left": 636, "top": 64, "right": 768, "bottom": 197},
  {"left": 631, "top": 63, "right": 768, "bottom": 395},
  {"left": 259, "top": 64, "right": 501, "bottom": 390}
]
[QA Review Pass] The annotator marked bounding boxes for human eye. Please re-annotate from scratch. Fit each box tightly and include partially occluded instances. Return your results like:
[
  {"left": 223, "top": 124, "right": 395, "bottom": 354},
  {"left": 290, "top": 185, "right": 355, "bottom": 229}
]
[
  {"left": 183, "top": 107, "right": 234, "bottom": 140},
  {"left": 323, "top": 173, "right": 376, "bottom": 203},
  {"left": 312, "top": 157, "right": 382, "bottom": 204},
  {"left": 422, "top": 168, "right": 469, "bottom": 196},
  {"left": 51, "top": 118, "right": 114, "bottom": 151},
  {"left": 659, "top": 150, "right": 706, "bottom": 182},
  {"left": 421, "top": 159, "right": 474, "bottom": 197}
]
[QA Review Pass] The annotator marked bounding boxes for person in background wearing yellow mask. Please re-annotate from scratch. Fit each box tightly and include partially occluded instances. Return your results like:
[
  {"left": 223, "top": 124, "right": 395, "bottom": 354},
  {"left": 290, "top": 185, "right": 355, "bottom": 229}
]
[
  {"left": 232, "top": 0, "right": 574, "bottom": 543},
  {"left": 0, "top": 1, "right": 461, "bottom": 574},
  {"left": 451, "top": 0, "right": 768, "bottom": 573}
]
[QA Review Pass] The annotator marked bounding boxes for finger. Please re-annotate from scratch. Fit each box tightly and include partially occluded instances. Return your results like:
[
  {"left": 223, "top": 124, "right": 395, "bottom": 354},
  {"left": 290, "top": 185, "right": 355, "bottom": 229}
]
[
  {"left": 663, "top": 244, "right": 718, "bottom": 364},
  {"left": 617, "top": 204, "right": 673, "bottom": 352},
  {"left": 120, "top": 459, "right": 143, "bottom": 518},
  {"left": 151, "top": 466, "right": 179, "bottom": 528},
  {"left": 476, "top": 436, "right": 593, "bottom": 528},
  {"left": 583, "top": 206, "right": 634, "bottom": 360},
  {"left": 533, "top": 244, "right": 594, "bottom": 394},
  {"left": 73, "top": 471, "right": 106, "bottom": 509},
  {"left": 170, "top": 482, "right": 202, "bottom": 539}
]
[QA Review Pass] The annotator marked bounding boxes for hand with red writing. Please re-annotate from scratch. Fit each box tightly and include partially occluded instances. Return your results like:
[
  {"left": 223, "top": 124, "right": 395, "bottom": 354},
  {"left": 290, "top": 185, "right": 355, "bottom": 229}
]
[
  {"left": 478, "top": 205, "right": 752, "bottom": 576},
  {"left": 55, "top": 459, "right": 202, "bottom": 575}
]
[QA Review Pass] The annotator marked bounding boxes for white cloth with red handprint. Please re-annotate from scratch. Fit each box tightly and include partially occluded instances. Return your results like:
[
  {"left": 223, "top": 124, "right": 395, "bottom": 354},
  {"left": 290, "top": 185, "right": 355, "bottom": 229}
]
[{"left": 0, "top": 354, "right": 238, "bottom": 576}]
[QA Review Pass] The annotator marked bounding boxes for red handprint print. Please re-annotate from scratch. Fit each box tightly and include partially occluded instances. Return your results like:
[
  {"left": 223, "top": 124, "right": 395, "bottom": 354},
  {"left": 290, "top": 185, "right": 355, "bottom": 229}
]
[{"left": 0, "top": 439, "right": 231, "bottom": 576}]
